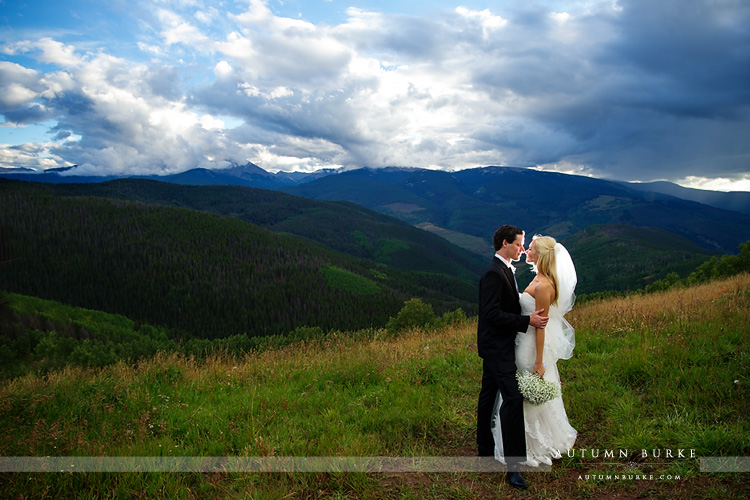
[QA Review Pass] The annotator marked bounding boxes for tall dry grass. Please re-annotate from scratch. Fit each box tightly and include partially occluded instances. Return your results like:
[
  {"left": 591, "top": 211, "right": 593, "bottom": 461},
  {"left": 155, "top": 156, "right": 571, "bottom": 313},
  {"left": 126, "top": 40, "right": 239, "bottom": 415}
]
[{"left": 569, "top": 273, "right": 750, "bottom": 334}]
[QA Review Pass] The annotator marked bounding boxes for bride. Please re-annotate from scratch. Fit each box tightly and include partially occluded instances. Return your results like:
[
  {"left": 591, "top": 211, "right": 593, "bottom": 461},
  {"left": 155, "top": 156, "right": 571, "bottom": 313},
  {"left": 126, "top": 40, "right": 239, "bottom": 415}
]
[{"left": 492, "top": 235, "right": 578, "bottom": 467}]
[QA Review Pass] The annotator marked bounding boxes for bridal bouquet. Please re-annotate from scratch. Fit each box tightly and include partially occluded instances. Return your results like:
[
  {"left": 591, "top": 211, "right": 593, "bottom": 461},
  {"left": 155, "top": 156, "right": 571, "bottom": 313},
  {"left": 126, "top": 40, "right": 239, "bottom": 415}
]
[{"left": 516, "top": 370, "right": 561, "bottom": 405}]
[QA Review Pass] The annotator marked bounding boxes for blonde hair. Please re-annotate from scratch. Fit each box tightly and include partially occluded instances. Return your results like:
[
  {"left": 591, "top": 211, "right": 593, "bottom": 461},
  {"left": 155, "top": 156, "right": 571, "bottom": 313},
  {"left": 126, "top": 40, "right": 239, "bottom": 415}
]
[{"left": 532, "top": 235, "right": 559, "bottom": 306}]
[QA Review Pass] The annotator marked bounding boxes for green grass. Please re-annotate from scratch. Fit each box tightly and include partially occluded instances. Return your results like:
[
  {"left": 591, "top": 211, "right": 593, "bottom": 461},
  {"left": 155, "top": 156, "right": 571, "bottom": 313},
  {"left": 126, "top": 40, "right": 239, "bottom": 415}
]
[{"left": 1, "top": 275, "right": 749, "bottom": 498}]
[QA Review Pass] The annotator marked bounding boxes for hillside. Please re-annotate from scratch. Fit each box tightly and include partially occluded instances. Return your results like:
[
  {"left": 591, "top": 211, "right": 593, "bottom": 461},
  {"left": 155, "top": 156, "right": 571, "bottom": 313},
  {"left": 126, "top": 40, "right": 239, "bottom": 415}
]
[
  {"left": 282, "top": 166, "right": 750, "bottom": 255},
  {"left": 0, "top": 178, "right": 485, "bottom": 283},
  {"left": 0, "top": 187, "right": 476, "bottom": 339},
  {"left": 0, "top": 275, "right": 747, "bottom": 498}
]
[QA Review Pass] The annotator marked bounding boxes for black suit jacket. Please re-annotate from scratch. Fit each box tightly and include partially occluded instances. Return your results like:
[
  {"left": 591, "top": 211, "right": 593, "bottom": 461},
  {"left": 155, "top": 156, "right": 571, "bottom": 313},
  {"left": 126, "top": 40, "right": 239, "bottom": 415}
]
[{"left": 477, "top": 256, "right": 530, "bottom": 367}]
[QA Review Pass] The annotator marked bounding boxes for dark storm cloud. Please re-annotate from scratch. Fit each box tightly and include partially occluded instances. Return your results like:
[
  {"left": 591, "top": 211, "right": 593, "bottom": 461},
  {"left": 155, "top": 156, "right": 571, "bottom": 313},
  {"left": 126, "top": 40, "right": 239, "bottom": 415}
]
[
  {"left": 466, "top": 0, "right": 750, "bottom": 181},
  {"left": 585, "top": 0, "right": 750, "bottom": 179}
]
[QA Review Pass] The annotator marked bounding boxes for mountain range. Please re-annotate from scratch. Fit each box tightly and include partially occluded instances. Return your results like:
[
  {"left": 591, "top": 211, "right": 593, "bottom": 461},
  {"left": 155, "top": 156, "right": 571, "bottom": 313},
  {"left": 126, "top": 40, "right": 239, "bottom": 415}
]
[
  {"left": 3, "top": 161, "right": 749, "bottom": 215},
  {"left": 3, "top": 163, "right": 749, "bottom": 296},
  {"left": 281, "top": 166, "right": 750, "bottom": 256},
  {"left": 0, "top": 163, "right": 320, "bottom": 190},
  {"left": 623, "top": 180, "right": 750, "bottom": 216}
]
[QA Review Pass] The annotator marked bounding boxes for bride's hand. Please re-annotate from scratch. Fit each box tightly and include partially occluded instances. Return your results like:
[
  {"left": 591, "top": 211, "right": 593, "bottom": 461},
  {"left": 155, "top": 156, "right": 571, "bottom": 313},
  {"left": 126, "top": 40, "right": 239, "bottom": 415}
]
[{"left": 534, "top": 362, "right": 545, "bottom": 378}]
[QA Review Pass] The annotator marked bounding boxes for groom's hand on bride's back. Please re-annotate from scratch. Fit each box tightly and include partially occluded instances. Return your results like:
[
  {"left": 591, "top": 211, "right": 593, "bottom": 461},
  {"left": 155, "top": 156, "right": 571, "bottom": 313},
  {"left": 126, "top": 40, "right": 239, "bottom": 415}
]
[{"left": 529, "top": 309, "right": 549, "bottom": 329}]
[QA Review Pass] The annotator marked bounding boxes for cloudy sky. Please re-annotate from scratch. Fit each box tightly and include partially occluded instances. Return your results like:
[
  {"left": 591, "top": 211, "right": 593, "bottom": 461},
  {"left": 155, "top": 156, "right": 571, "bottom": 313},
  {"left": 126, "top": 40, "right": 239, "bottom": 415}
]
[{"left": 1, "top": 0, "right": 749, "bottom": 190}]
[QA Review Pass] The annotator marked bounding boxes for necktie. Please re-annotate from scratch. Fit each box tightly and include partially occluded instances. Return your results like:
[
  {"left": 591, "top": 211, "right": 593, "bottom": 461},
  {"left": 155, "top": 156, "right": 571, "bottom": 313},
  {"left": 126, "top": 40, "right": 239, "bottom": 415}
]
[{"left": 506, "top": 265, "right": 518, "bottom": 293}]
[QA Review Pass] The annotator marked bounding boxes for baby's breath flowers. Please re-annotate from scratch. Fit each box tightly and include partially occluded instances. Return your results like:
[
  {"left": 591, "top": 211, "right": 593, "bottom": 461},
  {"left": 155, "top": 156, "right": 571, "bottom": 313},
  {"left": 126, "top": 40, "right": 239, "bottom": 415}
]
[{"left": 516, "top": 370, "right": 561, "bottom": 405}]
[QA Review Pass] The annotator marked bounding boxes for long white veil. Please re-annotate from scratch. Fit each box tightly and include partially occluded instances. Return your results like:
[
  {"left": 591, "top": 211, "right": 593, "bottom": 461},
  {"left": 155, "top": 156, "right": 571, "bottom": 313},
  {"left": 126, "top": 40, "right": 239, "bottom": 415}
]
[{"left": 552, "top": 243, "right": 576, "bottom": 360}]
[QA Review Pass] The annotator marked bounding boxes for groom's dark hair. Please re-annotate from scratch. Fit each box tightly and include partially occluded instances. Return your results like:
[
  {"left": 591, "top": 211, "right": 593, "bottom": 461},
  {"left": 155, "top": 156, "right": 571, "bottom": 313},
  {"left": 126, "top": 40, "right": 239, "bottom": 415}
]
[{"left": 493, "top": 225, "right": 524, "bottom": 251}]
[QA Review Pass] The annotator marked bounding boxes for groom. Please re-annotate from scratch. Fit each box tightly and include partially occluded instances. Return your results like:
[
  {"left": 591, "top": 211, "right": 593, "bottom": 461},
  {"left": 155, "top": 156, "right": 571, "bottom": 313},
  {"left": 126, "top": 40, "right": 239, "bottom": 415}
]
[{"left": 476, "top": 225, "right": 548, "bottom": 489}]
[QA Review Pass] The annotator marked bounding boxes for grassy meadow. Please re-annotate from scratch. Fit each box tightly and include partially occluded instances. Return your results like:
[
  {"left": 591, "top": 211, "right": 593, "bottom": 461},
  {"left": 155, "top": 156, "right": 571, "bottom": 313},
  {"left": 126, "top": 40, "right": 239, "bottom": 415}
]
[{"left": 1, "top": 274, "right": 749, "bottom": 498}]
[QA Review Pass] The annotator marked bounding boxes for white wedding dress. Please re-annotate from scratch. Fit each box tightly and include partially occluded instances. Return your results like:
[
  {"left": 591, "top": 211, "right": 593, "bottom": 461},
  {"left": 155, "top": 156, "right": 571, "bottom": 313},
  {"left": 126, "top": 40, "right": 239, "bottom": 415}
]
[{"left": 491, "top": 291, "right": 578, "bottom": 467}]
